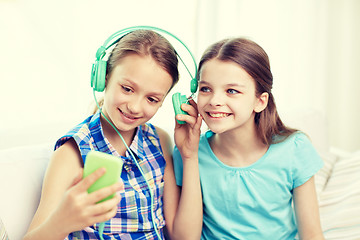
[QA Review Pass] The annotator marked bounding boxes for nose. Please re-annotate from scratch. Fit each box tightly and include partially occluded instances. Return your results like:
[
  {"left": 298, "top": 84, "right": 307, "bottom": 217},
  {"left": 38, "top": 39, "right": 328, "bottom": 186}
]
[
  {"left": 209, "top": 92, "right": 224, "bottom": 107},
  {"left": 126, "top": 97, "right": 142, "bottom": 114}
]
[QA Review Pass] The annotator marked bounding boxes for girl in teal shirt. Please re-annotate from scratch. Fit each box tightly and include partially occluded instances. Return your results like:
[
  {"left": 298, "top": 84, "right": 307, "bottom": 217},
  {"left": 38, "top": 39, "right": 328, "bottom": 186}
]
[{"left": 173, "top": 38, "right": 325, "bottom": 239}]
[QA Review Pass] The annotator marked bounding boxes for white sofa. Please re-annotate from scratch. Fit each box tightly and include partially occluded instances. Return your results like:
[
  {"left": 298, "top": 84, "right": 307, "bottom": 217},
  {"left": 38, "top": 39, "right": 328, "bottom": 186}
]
[{"left": 0, "top": 109, "right": 359, "bottom": 240}]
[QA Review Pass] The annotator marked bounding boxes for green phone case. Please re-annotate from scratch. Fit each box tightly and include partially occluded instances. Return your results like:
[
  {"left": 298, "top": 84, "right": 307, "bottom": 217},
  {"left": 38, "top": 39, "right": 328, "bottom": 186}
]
[{"left": 83, "top": 150, "right": 123, "bottom": 203}]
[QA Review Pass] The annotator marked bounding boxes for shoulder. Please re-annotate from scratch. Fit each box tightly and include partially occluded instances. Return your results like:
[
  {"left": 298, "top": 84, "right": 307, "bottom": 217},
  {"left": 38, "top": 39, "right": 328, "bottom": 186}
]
[
  {"left": 153, "top": 125, "right": 172, "bottom": 149},
  {"left": 285, "top": 131, "right": 311, "bottom": 143},
  {"left": 143, "top": 123, "right": 170, "bottom": 142},
  {"left": 155, "top": 127, "right": 171, "bottom": 141},
  {"left": 55, "top": 115, "right": 94, "bottom": 150},
  {"left": 273, "top": 131, "right": 312, "bottom": 150},
  {"left": 270, "top": 131, "right": 322, "bottom": 167},
  {"left": 53, "top": 138, "right": 83, "bottom": 168},
  {"left": 150, "top": 124, "right": 173, "bottom": 160},
  {"left": 26, "top": 139, "right": 83, "bottom": 233},
  {"left": 42, "top": 139, "right": 83, "bottom": 200},
  {"left": 141, "top": 123, "right": 171, "bottom": 146}
]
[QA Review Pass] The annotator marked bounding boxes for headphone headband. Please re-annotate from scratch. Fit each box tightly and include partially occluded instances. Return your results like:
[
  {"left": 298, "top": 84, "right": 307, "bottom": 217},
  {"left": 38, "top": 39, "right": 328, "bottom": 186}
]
[{"left": 91, "top": 25, "right": 198, "bottom": 93}]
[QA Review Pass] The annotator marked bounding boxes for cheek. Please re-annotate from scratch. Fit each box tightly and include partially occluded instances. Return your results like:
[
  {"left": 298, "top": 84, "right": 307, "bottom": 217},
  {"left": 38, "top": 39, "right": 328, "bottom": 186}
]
[
  {"left": 113, "top": 89, "right": 137, "bottom": 106},
  {"left": 144, "top": 104, "right": 161, "bottom": 117},
  {"left": 105, "top": 87, "right": 120, "bottom": 102},
  {"left": 231, "top": 99, "right": 254, "bottom": 115},
  {"left": 197, "top": 96, "right": 213, "bottom": 115},
  {"left": 196, "top": 96, "right": 206, "bottom": 110}
]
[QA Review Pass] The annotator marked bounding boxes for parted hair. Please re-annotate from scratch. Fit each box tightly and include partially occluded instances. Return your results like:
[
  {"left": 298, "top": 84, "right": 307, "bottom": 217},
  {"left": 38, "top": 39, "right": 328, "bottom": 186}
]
[
  {"left": 93, "top": 29, "right": 179, "bottom": 114},
  {"left": 197, "top": 38, "right": 297, "bottom": 145}
]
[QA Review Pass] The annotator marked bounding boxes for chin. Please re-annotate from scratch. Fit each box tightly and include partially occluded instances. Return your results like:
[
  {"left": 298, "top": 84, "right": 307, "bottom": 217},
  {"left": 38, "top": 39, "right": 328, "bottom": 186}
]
[
  {"left": 205, "top": 124, "right": 228, "bottom": 134},
  {"left": 211, "top": 129, "right": 227, "bottom": 135}
]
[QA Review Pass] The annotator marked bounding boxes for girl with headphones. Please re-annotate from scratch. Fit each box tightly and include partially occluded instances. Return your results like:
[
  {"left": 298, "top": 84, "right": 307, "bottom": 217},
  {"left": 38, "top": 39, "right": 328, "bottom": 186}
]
[
  {"left": 173, "top": 38, "right": 324, "bottom": 239},
  {"left": 24, "top": 27, "right": 201, "bottom": 240}
]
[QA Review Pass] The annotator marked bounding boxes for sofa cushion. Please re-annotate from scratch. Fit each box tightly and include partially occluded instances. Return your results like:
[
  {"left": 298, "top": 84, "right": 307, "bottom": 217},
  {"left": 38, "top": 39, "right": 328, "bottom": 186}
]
[
  {"left": 0, "top": 143, "right": 53, "bottom": 240},
  {"left": 0, "top": 217, "right": 9, "bottom": 240},
  {"left": 315, "top": 150, "right": 338, "bottom": 195},
  {"left": 318, "top": 151, "right": 360, "bottom": 239}
]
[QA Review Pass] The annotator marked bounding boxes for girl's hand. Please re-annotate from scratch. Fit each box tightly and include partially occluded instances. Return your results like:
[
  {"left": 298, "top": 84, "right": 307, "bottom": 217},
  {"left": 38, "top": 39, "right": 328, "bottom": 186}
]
[
  {"left": 174, "top": 99, "right": 202, "bottom": 160},
  {"left": 51, "top": 168, "right": 123, "bottom": 234}
]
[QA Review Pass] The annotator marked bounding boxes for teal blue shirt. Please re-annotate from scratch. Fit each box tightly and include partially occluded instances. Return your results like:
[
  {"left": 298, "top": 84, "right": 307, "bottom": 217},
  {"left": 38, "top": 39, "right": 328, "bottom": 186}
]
[{"left": 173, "top": 131, "right": 323, "bottom": 240}]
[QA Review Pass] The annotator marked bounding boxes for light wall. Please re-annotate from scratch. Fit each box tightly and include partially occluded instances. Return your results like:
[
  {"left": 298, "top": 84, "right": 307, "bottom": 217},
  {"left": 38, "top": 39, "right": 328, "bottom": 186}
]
[
  {"left": 326, "top": 0, "right": 360, "bottom": 152},
  {"left": 0, "top": 0, "right": 198, "bottom": 148},
  {"left": 194, "top": 0, "right": 360, "bottom": 152},
  {"left": 1, "top": 0, "right": 359, "bottom": 152}
]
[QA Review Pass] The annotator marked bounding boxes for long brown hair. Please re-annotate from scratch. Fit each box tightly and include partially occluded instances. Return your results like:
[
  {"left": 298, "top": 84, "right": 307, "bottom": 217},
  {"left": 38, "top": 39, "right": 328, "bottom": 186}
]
[
  {"left": 92, "top": 29, "right": 179, "bottom": 113},
  {"left": 198, "top": 38, "right": 297, "bottom": 145}
]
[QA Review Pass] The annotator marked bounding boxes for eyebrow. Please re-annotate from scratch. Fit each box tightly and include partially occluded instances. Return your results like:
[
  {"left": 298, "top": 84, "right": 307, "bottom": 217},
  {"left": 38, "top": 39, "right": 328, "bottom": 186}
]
[
  {"left": 226, "top": 83, "right": 246, "bottom": 88},
  {"left": 122, "top": 78, "right": 166, "bottom": 98},
  {"left": 150, "top": 92, "right": 166, "bottom": 99},
  {"left": 199, "top": 80, "right": 246, "bottom": 88}
]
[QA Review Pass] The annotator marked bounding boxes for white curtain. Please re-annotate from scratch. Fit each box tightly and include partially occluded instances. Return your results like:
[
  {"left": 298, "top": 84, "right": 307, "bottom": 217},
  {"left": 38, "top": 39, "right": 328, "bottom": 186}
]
[{"left": 194, "top": 0, "right": 360, "bottom": 152}]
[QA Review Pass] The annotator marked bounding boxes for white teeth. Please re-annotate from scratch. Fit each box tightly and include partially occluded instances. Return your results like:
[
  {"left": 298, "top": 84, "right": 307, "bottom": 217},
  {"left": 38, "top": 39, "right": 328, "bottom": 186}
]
[
  {"left": 208, "top": 112, "right": 229, "bottom": 118},
  {"left": 122, "top": 112, "right": 135, "bottom": 119}
]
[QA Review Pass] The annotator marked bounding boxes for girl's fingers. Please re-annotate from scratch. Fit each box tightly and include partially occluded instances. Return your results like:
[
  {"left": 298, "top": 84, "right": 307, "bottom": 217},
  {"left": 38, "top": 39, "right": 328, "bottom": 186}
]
[
  {"left": 75, "top": 168, "right": 106, "bottom": 192},
  {"left": 181, "top": 103, "right": 198, "bottom": 117},
  {"left": 88, "top": 181, "right": 123, "bottom": 204},
  {"left": 188, "top": 98, "right": 198, "bottom": 109},
  {"left": 176, "top": 103, "right": 199, "bottom": 126},
  {"left": 92, "top": 204, "right": 119, "bottom": 223},
  {"left": 194, "top": 115, "right": 203, "bottom": 131},
  {"left": 90, "top": 194, "right": 121, "bottom": 216},
  {"left": 176, "top": 114, "right": 196, "bottom": 126}
]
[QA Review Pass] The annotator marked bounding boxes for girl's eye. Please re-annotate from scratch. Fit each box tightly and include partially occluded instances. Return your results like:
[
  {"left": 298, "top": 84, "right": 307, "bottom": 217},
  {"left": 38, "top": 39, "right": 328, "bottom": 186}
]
[
  {"left": 200, "top": 86, "right": 211, "bottom": 92},
  {"left": 227, "top": 89, "right": 239, "bottom": 94},
  {"left": 122, "top": 86, "right": 132, "bottom": 93},
  {"left": 148, "top": 97, "right": 159, "bottom": 103}
]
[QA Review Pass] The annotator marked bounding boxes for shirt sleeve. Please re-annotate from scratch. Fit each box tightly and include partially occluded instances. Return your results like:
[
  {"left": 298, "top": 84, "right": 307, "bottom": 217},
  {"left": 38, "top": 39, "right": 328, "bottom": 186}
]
[
  {"left": 291, "top": 132, "right": 324, "bottom": 189},
  {"left": 173, "top": 146, "right": 184, "bottom": 186}
]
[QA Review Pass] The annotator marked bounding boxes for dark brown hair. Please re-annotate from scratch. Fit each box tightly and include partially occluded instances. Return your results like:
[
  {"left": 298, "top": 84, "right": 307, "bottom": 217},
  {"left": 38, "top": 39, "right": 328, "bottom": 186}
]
[{"left": 198, "top": 38, "right": 297, "bottom": 145}]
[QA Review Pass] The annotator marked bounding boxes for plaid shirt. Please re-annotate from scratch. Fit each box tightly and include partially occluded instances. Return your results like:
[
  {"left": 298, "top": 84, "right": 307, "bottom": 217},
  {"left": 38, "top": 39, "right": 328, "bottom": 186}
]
[{"left": 55, "top": 112, "right": 166, "bottom": 239}]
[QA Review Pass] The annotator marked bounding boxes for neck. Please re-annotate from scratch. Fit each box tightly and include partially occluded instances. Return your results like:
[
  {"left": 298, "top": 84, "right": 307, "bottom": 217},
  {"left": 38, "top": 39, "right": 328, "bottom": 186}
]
[
  {"left": 100, "top": 114, "right": 136, "bottom": 156},
  {"left": 210, "top": 125, "right": 268, "bottom": 167}
]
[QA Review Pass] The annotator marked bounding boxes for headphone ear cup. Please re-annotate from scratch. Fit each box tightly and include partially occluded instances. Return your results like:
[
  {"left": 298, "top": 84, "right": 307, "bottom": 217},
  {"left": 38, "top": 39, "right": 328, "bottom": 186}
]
[
  {"left": 91, "top": 60, "right": 107, "bottom": 92},
  {"left": 172, "top": 92, "right": 189, "bottom": 124},
  {"left": 190, "top": 78, "right": 198, "bottom": 94}
]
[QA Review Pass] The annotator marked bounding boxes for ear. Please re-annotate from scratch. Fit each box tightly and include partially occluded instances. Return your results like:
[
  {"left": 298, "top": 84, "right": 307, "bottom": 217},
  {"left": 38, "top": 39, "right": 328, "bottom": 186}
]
[
  {"left": 254, "top": 92, "right": 269, "bottom": 113},
  {"left": 105, "top": 74, "right": 108, "bottom": 86}
]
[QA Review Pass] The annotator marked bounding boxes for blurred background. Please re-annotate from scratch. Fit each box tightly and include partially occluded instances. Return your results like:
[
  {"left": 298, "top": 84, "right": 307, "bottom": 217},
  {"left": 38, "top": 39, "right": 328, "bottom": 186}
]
[{"left": 0, "top": 0, "right": 359, "bottom": 152}]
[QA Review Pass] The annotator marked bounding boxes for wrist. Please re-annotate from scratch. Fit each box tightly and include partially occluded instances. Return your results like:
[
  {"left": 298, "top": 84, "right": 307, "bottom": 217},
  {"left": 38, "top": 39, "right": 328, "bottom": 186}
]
[
  {"left": 46, "top": 210, "right": 72, "bottom": 238},
  {"left": 182, "top": 156, "right": 199, "bottom": 169},
  {"left": 182, "top": 154, "right": 198, "bottom": 162}
]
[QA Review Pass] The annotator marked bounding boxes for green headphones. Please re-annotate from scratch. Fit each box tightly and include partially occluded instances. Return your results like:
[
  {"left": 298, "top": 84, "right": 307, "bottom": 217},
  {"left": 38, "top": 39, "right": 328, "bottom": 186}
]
[{"left": 90, "top": 25, "right": 198, "bottom": 124}]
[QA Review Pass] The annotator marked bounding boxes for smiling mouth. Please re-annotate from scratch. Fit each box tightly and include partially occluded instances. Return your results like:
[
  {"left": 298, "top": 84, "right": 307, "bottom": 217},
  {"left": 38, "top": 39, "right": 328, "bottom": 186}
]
[
  {"left": 119, "top": 109, "right": 140, "bottom": 120},
  {"left": 207, "top": 112, "right": 231, "bottom": 118}
]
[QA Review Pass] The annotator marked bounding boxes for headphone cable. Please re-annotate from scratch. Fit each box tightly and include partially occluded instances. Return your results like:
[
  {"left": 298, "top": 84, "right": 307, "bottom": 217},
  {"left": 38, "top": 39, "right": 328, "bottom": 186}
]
[{"left": 93, "top": 90, "right": 162, "bottom": 239}]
